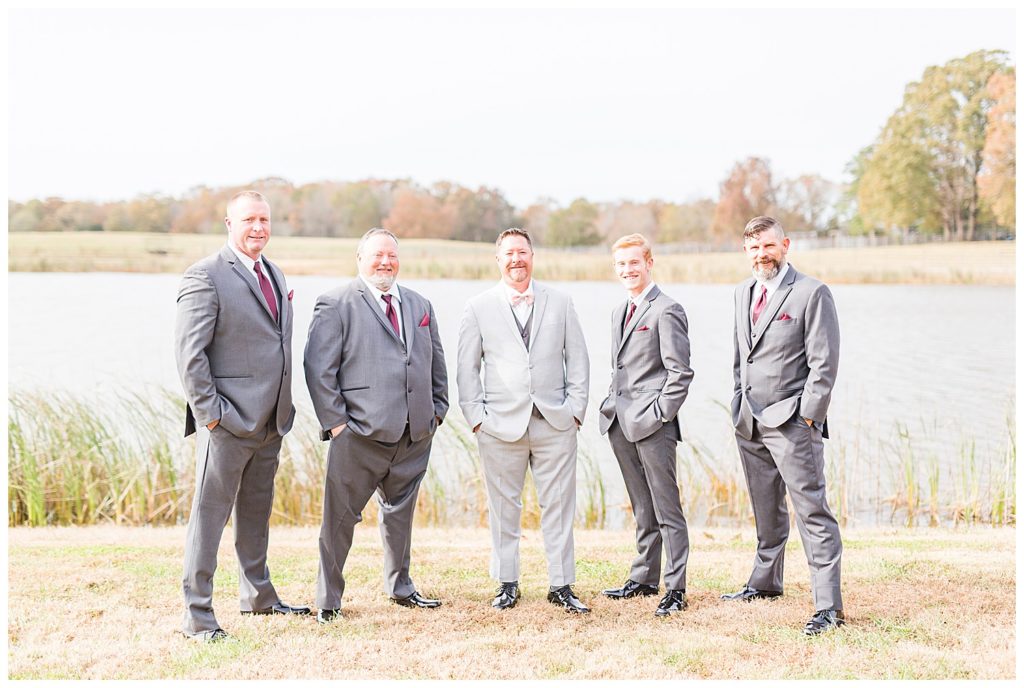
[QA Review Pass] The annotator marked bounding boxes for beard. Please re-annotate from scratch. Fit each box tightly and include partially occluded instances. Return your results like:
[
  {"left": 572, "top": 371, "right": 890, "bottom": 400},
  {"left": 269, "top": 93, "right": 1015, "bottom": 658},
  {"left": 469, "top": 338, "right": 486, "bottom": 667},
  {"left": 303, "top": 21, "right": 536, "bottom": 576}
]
[
  {"left": 367, "top": 272, "right": 395, "bottom": 291},
  {"left": 752, "top": 258, "right": 782, "bottom": 282}
]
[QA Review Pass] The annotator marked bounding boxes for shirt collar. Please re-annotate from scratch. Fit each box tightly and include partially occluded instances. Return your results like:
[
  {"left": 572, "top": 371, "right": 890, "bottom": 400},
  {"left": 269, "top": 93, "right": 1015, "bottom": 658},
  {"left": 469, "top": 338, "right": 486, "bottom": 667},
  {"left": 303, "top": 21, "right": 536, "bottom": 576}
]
[
  {"left": 360, "top": 274, "right": 402, "bottom": 304},
  {"left": 227, "top": 241, "right": 265, "bottom": 274},
  {"left": 756, "top": 262, "right": 790, "bottom": 293},
  {"left": 630, "top": 281, "right": 657, "bottom": 307},
  {"left": 503, "top": 279, "right": 534, "bottom": 304}
]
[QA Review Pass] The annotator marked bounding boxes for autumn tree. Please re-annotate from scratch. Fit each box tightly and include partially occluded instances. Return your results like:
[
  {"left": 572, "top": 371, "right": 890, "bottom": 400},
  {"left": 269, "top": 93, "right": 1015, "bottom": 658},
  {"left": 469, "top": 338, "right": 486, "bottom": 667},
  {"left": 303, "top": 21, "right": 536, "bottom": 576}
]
[
  {"left": 545, "top": 198, "right": 601, "bottom": 247},
  {"left": 594, "top": 201, "right": 658, "bottom": 243},
  {"left": 854, "top": 50, "right": 1012, "bottom": 239},
  {"left": 710, "top": 157, "right": 777, "bottom": 244},
  {"left": 382, "top": 186, "right": 455, "bottom": 239},
  {"left": 978, "top": 69, "right": 1015, "bottom": 228},
  {"left": 655, "top": 199, "right": 715, "bottom": 243},
  {"left": 776, "top": 174, "right": 839, "bottom": 234}
]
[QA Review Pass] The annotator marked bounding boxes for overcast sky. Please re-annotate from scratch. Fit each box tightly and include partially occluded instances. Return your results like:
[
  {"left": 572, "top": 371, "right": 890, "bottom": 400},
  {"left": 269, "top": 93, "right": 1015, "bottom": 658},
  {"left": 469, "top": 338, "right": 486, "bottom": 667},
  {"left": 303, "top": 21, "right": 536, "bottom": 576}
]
[{"left": 7, "top": 7, "right": 1015, "bottom": 208}]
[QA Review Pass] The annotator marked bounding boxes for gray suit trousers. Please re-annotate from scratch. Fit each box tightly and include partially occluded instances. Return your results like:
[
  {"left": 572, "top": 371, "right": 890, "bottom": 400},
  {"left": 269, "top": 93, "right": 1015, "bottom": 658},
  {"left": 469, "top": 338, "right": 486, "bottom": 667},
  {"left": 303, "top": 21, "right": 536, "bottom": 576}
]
[
  {"left": 182, "top": 424, "right": 282, "bottom": 635},
  {"left": 608, "top": 419, "right": 689, "bottom": 591},
  {"left": 477, "top": 414, "right": 577, "bottom": 587},
  {"left": 736, "top": 415, "right": 843, "bottom": 611},
  {"left": 316, "top": 427, "right": 431, "bottom": 609}
]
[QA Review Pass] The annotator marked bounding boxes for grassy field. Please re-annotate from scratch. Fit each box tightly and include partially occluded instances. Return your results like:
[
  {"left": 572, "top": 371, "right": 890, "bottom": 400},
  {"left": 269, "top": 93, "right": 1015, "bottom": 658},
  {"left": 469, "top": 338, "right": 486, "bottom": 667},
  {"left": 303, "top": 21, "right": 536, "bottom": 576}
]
[
  {"left": 7, "top": 231, "right": 1016, "bottom": 284},
  {"left": 6, "top": 525, "right": 1015, "bottom": 679}
]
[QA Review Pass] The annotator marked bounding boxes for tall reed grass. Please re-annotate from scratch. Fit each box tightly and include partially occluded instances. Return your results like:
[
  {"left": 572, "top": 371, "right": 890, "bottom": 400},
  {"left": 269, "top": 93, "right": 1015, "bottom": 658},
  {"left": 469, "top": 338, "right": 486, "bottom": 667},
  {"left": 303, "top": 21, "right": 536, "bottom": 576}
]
[{"left": 7, "top": 389, "right": 1015, "bottom": 528}]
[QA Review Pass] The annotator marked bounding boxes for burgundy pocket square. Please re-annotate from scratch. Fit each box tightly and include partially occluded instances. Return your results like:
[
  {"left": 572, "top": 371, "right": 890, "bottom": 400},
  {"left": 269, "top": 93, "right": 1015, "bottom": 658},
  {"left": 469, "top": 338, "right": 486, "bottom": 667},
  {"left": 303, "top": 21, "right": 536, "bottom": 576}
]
[
  {"left": 419, "top": 313, "right": 430, "bottom": 327},
  {"left": 287, "top": 289, "right": 294, "bottom": 302},
  {"left": 636, "top": 325, "right": 650, "bottom": 331},
  {"left": 778, "top": 313, "right": 792, "bottom": 321}
]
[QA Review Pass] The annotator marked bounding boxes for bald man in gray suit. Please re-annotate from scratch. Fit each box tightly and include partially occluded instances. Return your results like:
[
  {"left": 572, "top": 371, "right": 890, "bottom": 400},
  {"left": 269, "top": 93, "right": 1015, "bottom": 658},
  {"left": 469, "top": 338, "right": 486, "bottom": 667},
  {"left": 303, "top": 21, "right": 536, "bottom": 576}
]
[
  {"left": 175, "top": 190, "right": 310, "bottom": 643},
  {"left": 598, "top": 233, "right": 694, "bottom": 618},
  {"left": 304, "top": 228, "right": 448, "bottom": 623},
  {"left": 722, "top": 216, "right": 844, "bottom": 636}
]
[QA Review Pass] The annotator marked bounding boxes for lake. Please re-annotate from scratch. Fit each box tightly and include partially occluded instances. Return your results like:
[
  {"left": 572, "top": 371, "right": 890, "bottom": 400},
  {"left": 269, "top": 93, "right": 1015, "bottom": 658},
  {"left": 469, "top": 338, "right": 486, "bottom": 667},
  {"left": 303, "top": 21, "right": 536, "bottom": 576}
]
[{"left": 7, "top": 272, "right": 1015, "bottom": 525}]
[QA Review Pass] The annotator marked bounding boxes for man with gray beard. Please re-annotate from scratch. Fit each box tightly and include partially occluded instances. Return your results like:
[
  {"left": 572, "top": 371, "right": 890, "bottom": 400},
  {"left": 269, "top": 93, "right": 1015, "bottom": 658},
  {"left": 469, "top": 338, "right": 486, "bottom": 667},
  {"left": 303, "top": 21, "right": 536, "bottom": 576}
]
[
  {"left": 721, "top": 216, "right": 845, "bottom": 636},
  {"left": 304, "top": 228, "right": 448, "bottom": 622}
]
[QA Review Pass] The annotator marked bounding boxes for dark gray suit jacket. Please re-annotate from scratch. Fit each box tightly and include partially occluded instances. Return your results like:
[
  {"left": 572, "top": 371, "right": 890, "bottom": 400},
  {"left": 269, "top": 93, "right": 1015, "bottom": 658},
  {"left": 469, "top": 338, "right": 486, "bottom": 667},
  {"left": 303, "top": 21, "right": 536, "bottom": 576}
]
[
  {"left": 732, "top": 265, "right": 840, "bottom": 440},
  {"left": 598, "top": 285, "right": 694, "bottom": 443},
  {"left": 175, "top": 245, "right": 295, "bottom": 438},
  {"left": 304, "top": 279, "right": 448, "bottom": 443}
]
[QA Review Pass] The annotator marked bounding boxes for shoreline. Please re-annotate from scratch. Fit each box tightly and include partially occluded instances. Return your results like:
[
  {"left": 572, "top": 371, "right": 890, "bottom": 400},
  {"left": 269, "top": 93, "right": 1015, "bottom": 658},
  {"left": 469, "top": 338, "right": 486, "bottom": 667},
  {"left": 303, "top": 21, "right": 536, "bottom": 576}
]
[{"left": 8, "top": 232, "right": 1016, "bottom": 285}]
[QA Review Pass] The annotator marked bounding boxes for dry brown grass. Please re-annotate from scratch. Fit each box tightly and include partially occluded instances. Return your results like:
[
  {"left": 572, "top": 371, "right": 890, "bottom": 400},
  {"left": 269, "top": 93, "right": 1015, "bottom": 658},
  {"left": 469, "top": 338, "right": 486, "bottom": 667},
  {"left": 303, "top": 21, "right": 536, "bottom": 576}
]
[
  {"left": 6, "top": 525, "right": 1015, "bottom": 679},
  {"left": 7, "top": 231, "right": 1016, "bottom": 284}
]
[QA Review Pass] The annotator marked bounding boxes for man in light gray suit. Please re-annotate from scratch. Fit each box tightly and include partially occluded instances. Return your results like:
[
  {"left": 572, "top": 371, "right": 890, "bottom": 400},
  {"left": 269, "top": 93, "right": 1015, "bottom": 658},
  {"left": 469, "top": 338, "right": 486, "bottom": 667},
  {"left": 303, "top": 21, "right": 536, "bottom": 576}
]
[
  {"left": 598, "top": 234, "right": 694, "bottom": 617},
  {"left": 304, "top": 228, "right": 448, "bottom": 623},
  {"left": 175, "top": 190, "right": 310, "bottom": 643},
  {"left": 457, "top": 228, "right": 590, "bottom": 613},
  {"left": 722, "top": 216, "right": 844, "bottom": 636}
]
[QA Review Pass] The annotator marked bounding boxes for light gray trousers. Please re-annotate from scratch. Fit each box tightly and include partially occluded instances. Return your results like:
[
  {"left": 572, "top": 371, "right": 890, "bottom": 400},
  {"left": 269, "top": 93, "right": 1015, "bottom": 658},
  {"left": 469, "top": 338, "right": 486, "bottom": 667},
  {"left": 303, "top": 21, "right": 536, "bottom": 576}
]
[
  {"left": 316, "top": 427, "right": 432, "bottom": 610},
  {"left": 477, "top": 414, "right": 578, "bottom": 587},
  {"left": 736, "top": 415, "right": 843, "bottom": 611},
  {"left": 182, "top": 424, "right": 282, "bottom": 636}
]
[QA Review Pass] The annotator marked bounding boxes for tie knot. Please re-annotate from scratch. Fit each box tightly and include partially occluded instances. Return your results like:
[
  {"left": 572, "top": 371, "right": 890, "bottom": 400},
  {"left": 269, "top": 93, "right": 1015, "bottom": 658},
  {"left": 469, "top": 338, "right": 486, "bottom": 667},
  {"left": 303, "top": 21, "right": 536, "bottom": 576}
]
[
  {"left": 381, "top": 294, "right": 393, "bottom": 305},
  {"left": 511, "top": 293, "right": 533, "bottom": 307},
  {"left": 253, "top": 262, "right": 263, "bottom": 275}
]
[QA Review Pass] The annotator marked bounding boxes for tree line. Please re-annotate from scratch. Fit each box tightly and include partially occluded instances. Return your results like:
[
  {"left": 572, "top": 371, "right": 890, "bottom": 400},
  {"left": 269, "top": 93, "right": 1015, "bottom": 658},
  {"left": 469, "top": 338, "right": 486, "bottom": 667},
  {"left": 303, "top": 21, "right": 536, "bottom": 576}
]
[{"left": 8, "top": 50, "right": 1014, "bottom": 246}]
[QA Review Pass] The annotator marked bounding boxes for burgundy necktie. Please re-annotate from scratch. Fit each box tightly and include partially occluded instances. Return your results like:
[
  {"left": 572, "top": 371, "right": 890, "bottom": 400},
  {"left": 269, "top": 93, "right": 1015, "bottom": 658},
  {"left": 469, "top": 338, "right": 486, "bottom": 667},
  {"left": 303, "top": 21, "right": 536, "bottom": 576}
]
[
  {"left": 623, "top": 301, "right": 637, "bottom": 332},
  {"left": 752, "top": 285, "right": 768, "bottom": 325},
  {"left": 253, "top": 262, "right": 279, "bottom": 322},
  {"left": 382, "top": 294, "right": 400, "bottom": 336}
]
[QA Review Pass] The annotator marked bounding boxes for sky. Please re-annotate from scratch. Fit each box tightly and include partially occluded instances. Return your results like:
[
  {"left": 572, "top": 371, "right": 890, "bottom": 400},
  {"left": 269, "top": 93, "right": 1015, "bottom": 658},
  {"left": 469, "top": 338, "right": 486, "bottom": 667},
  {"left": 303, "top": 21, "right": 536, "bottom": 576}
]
[{"left": 7, "top": 6, "right": 1016, "bottom": 209}]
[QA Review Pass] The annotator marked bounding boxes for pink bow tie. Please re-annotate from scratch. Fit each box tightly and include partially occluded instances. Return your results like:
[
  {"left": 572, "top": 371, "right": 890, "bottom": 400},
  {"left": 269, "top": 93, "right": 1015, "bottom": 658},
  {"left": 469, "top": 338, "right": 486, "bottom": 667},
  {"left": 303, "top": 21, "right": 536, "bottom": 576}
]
[{"left": 511, "top": 293, "right": 534, "bottom": 307}]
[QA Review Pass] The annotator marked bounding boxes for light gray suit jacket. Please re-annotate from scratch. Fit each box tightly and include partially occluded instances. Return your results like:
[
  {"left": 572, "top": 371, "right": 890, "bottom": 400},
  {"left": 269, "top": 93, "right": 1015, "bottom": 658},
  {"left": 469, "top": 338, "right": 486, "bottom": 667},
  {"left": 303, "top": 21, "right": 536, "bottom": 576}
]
[
  {"left": 304, "top": 280, "right": 448, "bottom": 443},
  {"left": 175, "top": 245, "right": 295, "bottom": 439},
  {"left": 457, "top": 282, "right": 589, "bottom": 443},
  {"left": 732, "top": 265, "right": 840, "bottom": 441},
  {"left": 598, "top": 285, "right": 694, "bottom": 443}
]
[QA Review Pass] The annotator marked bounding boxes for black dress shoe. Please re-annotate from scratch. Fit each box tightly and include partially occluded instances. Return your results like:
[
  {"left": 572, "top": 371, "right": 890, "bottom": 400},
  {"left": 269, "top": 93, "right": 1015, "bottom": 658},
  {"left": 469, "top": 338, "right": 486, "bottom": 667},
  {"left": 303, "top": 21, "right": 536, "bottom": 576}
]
[
  {"left": 316, "top": 608, "right": 342, "bottom": 624},
  {"left": 603, "top": 579, "right": 659, "bottom": 599},
  {"left": 803, "top": 609, "right": 845, "bottom": 636},
  {"left": 547, "top": 585, "right": 590, "bottom": 614},
  {"left": 391, "top": 591, "right": 442, "bottom": 609},
  {"left": 720, "top": 585, "right": 783, "bottom": 602},
  {"left": 186, "top": 628, "right": 232, "bottom": 643},
  {"left": 654, "top": 589, "right": 688, "bottom": 617},
  {"left": 241, "top": 602, "right": 312, "bottom": 616},
  {"left": 492, "top": 582, "right": 520, "bottom": 610}
]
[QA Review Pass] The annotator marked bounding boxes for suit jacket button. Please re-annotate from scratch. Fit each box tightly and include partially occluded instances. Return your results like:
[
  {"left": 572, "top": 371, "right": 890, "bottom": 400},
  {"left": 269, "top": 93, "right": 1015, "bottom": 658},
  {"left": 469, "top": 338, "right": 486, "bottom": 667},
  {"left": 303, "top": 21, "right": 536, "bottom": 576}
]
[
  {"left": 745, "top": 385, "right": 751, "bottom": 392},
  {"left": 617, "top": 391, "right": 622, "bottom": 396},
  {"left": 747, "top": 357, "right": 753, "bottom": 364},
  {"left": 617, "top": 364, "right": 623, "bottom": 369},
  {"left": 408, "top": 388, "right": 413, "bottom": 393}
]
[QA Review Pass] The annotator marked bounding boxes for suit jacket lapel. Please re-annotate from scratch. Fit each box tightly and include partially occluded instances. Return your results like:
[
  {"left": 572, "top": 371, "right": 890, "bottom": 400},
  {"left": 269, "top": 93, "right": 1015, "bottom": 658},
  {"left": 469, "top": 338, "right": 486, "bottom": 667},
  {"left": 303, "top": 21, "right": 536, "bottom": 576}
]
[
  {"left": 494, "top": 284, "right": 530, "bottom": 355},
  {"left": 611, "top": 300, "right": 627, "bottom": 352},
  {"left": 528, "top": 284, "right": 549, "bottom": 354},
  {"left": 616, "top": 286, "right": 656, "bottom": 355},
  {"left": 223, "top": 247, "right": 279, "bottom": 326},
  {"left": 356, "top": 281, "right": 403, "bottom": 344},
  {"left": 740, "top": 277, "right": 754, "bottom": 349},
  {"left": 752, "top": 267, "right": 797, "bottom": 344},
  {"left": 399, "top": 287, "right": 415, "bottom": 354}
]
